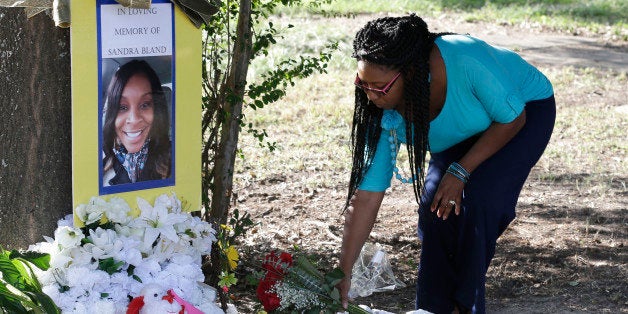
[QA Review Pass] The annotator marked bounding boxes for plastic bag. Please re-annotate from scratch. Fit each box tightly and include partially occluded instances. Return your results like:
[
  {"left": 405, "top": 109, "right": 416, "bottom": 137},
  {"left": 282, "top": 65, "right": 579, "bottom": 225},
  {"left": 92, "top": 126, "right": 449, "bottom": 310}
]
[{"left": 348, "top": 243, "right": 406, "bottom": 298}]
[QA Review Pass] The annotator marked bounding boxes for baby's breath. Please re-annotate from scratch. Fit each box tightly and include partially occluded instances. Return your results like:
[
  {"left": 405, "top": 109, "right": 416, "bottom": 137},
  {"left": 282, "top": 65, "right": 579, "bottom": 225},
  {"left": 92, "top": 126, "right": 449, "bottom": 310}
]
[{"left": 275, "top": 282, "right": 324, "bottom": 311}]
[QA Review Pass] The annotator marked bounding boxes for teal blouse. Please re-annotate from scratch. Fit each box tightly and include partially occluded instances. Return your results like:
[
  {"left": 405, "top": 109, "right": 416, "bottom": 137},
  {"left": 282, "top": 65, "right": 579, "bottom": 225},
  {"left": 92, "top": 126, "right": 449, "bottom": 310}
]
[{"left": 358, "top": 34, "right": 554, "bottom": 192}]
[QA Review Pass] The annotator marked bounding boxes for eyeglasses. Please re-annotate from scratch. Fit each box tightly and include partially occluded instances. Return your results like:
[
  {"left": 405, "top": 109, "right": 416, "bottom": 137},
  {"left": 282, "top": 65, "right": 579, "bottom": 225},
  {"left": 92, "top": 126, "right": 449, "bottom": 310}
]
[{"left": 354, "top": 72, "right": 401, "bottom": 97}]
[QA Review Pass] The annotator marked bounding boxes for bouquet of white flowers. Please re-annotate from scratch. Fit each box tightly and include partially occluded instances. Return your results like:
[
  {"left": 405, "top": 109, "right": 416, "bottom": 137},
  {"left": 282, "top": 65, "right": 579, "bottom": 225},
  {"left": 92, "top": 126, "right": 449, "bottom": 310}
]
[{"left": 29, "top": 193, "right": 224, "bottom": 314}]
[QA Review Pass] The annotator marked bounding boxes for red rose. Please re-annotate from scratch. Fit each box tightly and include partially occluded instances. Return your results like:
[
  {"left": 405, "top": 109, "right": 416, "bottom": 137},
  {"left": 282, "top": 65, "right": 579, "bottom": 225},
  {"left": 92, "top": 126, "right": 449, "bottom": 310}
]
[
  {"left": 278, "top": 252, "right": 293, "bottom": 265},
  {"left": 256, "top": 277, "right": 281, "bottom": 311},
  {"left": 261, "top": 251, "right": 293, "bottom": 281},
  {"left": 256, "top": 252, "right": 295, "bottom": 311}
]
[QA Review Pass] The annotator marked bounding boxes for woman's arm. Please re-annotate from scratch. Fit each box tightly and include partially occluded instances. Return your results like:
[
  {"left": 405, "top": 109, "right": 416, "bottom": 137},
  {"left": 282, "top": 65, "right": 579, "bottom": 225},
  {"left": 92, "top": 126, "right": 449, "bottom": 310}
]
[
  {"left": 431, "top": 109, "right": 527, "bottom": 219},
  {"left": 338, "top": 189, "right": 385, "bottom": 308}
]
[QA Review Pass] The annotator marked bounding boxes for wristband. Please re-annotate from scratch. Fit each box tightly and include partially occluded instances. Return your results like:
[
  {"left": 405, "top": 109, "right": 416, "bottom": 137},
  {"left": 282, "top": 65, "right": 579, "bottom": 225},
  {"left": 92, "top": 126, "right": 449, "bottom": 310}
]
[{"left": 446, "top": 162, "right": 470, "bottom": 184}]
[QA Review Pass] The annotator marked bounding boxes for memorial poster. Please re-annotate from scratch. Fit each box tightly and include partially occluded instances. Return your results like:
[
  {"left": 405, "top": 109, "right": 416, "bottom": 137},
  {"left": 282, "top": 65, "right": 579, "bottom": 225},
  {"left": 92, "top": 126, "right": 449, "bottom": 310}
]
[{"left": 71, "top": 0, "right": 201, "bottom": 216}]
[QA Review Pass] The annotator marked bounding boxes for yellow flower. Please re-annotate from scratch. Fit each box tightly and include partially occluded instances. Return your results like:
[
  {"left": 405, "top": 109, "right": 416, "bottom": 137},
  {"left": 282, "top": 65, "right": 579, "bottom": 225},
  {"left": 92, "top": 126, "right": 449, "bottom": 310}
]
[{"left": 225, "top": 245, "right": 239, "bottom": 270}]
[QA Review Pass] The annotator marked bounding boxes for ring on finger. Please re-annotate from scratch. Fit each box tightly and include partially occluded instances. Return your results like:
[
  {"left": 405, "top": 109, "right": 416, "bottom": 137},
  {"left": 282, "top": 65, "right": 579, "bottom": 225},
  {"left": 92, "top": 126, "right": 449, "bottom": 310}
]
[{"left": 448, "top": 200, "right": 456, "bottom": 207}]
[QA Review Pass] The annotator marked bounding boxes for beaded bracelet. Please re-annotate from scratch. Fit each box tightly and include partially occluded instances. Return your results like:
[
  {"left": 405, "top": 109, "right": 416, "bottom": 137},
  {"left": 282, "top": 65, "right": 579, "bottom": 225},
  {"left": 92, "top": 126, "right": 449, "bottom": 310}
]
[
  {"left": 446, "top": 162, "right": 470, "bottom": 184},
  {"left": 450, "top": 162, "right": 470, "bottom": 177},
  {"left": 449, "top": 162, "right": 470, "bottom": 180}
]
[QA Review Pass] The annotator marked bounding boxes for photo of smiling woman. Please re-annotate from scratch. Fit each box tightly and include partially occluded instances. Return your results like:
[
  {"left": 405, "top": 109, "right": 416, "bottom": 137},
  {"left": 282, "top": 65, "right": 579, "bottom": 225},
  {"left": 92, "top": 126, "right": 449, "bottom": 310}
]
[{"left": 101, "top": 59, "right": 172, "bottom": 188}]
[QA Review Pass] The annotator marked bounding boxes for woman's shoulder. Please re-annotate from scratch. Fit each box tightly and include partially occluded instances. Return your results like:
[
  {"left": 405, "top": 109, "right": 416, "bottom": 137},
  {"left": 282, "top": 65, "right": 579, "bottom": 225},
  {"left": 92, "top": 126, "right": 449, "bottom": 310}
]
[
  {"left": 437, "top": 34, "right": 478, "bottom": 45},
  {"left": 437, "top": 34, "right": 513, "bottom": 71},
  {"left": 436, "top": 34, "right": 493, "bottom": 55}
]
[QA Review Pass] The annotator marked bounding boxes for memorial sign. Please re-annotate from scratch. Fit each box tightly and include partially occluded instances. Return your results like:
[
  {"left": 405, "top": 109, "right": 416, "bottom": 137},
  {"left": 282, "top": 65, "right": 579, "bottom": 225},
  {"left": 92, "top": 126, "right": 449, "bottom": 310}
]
[{"left": 71, "top": 0, "right": 201, "bottom": 216}]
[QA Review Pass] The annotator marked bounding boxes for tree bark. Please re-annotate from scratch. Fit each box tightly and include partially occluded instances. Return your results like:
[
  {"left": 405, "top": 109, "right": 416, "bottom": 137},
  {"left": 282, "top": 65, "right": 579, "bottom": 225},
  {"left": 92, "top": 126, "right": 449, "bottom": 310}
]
[
  {"left": 205, "top": 1, "right": 252, "bottom": 308},
  {"left": 209, "top": 0, "right": 252, "bottom": 225},
  {"left": 0, "top": 8, "right": 72, "bottom": 249}
]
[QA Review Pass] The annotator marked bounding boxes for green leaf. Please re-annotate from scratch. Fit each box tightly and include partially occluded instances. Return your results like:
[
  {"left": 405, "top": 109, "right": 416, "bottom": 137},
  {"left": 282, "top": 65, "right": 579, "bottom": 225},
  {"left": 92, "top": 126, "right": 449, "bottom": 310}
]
[
  {"left": 295, "top": 255, "right": 324, "bottom": 280},
  {"left": 98, "top": 257, "right": 125, "bottom": 275},
  {"left": 0, "top": 281, "right": 26, "bottom": 303},
  {"left": 8, "top": 251, "right": 50, "bottom": 271},
  {"left": 11, "top": 259, "right": 39, "bottom": 292},
  {"left": 329, "top": 287, "right": 341, "bottom": 301},
  {"left": 0, "top": 254, "right": 24, "bottom": 288},
  {"left": 0, "top": 292, "right": 29, "bottom": 314},
  {"left": 218, "top": 271, "right": 238, "bottom": 287},
  {"left": 0, "top": 254, "right": 59, "bottom": 313},
  {"left": 347, "top": 303, "right": 372, "bottom": 314},
  {"left": 24, "top": 291, "right": 59, "bottom": 314},
  {"left": 324, "top": 268, "right": 345, "bottom": 287},
  {"left": 27, "top": 291, "right": 61, "bottom": 314},
  {"left": 0, "top": 281, "right": 37, "bottom": 310},
  {"left": 304, "top": 308, "right": 324, "bottom": 314}
]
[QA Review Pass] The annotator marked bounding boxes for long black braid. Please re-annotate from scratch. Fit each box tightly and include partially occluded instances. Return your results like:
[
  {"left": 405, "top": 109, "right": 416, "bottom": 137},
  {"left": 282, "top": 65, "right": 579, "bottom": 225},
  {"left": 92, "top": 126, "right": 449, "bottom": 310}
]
[{"left": 345, "top": 14, "right": 450, "bottom": 210}]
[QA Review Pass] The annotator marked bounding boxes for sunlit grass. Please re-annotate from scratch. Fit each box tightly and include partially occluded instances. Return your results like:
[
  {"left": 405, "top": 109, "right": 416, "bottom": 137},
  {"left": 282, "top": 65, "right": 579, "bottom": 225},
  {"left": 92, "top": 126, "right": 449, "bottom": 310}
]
[
  {"left": 534, "top": 66, "right": 627, "bottom": 193},
  {"left": 277, "top": 0, "right": 627, "bottom": 40},
  {"left": 276, "top": 0, "right": 440, "bottom": 16},
  {"left": 460, "top": 1, "right": 627, "bottom": 39}
]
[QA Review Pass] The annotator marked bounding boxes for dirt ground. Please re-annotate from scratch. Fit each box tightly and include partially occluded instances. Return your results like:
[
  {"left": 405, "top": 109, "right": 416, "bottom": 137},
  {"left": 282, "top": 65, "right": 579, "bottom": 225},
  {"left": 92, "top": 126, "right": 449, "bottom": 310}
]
[{"left": 225, "top": 14, "right": 627, "bottom": 313}]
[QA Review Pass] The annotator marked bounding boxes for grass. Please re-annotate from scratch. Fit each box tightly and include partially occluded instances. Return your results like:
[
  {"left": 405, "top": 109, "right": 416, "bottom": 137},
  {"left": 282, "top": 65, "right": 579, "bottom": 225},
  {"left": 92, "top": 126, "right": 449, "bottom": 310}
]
[
  {"left": 538, "top": 67, "right": 627, "bottom": 178},
  {"left": 459, "top": 1, "right": 627, "bottom": 39},
  {"left": 277, "top": 0, "right": 627, "bottom": 40}
]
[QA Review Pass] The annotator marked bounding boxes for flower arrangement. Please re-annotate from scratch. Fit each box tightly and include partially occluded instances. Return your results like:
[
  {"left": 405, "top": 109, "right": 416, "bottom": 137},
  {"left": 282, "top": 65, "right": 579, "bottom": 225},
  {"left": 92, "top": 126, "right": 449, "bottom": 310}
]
[
  {"left": 256, "top": 251, "right": 369, "bottom": 313},
  {"left": 28, "top": 193, "right": 224, "bottom": 313}
]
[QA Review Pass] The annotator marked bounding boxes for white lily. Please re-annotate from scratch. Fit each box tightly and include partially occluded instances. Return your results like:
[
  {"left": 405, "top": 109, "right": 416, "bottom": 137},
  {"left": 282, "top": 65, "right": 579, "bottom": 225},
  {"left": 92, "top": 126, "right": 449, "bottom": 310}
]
[
  {"left": 130, "top": 197, "right": 188, "bottom": 250},
  {"left": 54, "top": 226, "right": 85, "bottom": 249},
  {"left": 154, "top": 193, "right": 183, "bottom": 213},
  {"left": 84, "top": 227, "right": 124, "bottom": 260},
  {"left": 75, "top": 197, "right": 108, "bottom": 225},
  {"left": 104, "top": 197, "right": 132, "bottom": 225}
]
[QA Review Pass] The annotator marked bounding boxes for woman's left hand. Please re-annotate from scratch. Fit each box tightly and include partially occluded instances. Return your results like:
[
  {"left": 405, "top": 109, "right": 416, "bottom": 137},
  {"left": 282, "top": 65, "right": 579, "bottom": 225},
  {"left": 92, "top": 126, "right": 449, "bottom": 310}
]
[
  {"left": 430, "top": 173, "right": 465, "bottom": 219},
  {"left": 427, "top": 110, "right": 528, "bottom": 220}
]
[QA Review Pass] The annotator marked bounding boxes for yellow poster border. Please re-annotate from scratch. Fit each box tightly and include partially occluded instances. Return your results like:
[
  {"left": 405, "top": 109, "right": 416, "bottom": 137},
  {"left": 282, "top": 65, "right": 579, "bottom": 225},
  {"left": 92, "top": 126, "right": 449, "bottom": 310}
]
[{"left": 70, "top": 1, "right": 201, "bottom": 216}]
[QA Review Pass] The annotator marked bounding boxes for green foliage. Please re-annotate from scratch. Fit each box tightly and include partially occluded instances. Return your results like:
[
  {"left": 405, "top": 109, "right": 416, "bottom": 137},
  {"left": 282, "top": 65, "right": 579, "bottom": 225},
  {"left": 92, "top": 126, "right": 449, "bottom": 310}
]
[
  {"left": 216, "top": 208, "right": 255, "bottom": 255},
  {"left": 200, "top": 0, "right": 337, "bottom": 214},
  {"left": 0, "top": 247, "right": 60, "bottom": 314},
  {"left": 212, "top": 208, "right": 254, "bottom": 292},
  {"left": 200, "top": 0, "right": 337, "bottom": 307},
  {"left": 218, "top": 271, "right": 238, "bottom": 288},
  {"left": 97, "top": 257, "right": 125, "bottom": 275}
]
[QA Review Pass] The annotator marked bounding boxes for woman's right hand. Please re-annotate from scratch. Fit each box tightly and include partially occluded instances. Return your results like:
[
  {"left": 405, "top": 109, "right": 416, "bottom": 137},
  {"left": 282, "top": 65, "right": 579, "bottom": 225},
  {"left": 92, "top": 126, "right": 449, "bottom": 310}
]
[
  {"left": 337, "top": 273, "right": 352, "bottom": 309},
  {"left": 338, "top": 190, "right": 385, "bottom": 309}
]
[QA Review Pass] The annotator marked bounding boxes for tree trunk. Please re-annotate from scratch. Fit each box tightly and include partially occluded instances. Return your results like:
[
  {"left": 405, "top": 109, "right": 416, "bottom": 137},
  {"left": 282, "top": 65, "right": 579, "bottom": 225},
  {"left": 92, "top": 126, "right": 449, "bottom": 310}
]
[
  {"left": 206, "top": 1, "right": 252, "bottom": 307},
  {"left": 209, "top": 0, "right": 252, "bottom": 225},
  {"left": 0, "top": 8, "right": 72, "bottom": 250}
]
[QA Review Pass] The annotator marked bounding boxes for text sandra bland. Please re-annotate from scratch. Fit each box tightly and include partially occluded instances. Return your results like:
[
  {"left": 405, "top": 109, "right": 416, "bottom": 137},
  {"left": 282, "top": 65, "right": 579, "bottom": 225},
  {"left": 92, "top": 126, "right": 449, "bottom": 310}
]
[{"left": 107, "top": 46, "right": 168, "bottom": 56}]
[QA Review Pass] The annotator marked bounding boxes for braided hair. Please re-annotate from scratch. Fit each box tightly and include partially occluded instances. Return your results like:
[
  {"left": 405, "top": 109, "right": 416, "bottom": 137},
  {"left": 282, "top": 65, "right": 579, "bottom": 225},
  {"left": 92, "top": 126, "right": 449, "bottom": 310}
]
[{"left": 345, "top": 14, "right": 447, "bottom": 210}]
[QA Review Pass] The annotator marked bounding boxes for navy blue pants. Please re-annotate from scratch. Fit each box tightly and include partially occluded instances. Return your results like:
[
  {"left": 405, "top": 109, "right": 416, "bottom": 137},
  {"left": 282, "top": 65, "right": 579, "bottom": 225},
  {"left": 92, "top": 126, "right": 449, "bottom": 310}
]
[{"left": 416, "top": 96, "right": 556, "bottom": 313}]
